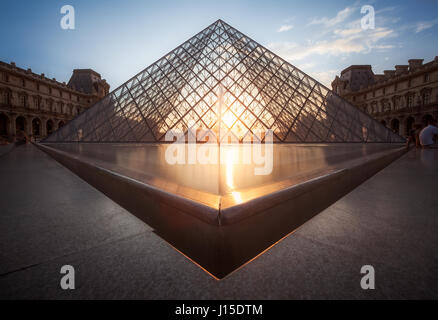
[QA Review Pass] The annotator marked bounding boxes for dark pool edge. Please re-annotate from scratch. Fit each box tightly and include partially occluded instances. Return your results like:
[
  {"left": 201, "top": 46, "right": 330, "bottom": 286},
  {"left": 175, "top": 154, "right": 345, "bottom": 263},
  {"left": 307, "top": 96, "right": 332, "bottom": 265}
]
[
  {"left": 35, "top": 142, "right": 408, "bottom": 278},
  {"left": 219, "top": 146, "right": 407, "bottom": 225},
  {"left": 35, "top": 142, "right": 220, "bottom": 225},
  {"left": 35, "top": 142, "right": 406, "bottom": 226}
]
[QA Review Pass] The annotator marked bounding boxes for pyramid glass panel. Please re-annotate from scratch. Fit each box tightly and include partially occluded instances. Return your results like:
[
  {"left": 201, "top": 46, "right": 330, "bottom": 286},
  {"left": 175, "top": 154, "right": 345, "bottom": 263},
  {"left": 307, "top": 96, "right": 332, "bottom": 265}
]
[
  {"left": 39, "top": 20, "right": 407, "bottom": 279},
  {"left": 44, "top": 20, "right": 403, "bottom": 144}
]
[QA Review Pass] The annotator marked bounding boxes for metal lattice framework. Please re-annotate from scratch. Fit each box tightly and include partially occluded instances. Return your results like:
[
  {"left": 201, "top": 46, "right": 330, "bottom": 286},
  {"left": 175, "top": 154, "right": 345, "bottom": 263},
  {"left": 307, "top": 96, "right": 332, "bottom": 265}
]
[{"left": 44, "top": 20, "right": 404, "bottom": 143}]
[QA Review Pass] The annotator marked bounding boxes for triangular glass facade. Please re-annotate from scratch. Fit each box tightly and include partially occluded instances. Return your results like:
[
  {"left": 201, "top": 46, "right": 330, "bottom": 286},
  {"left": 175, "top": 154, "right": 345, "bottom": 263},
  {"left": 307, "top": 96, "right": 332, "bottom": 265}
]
[{"left": 44, "top": 20, "right": 404, "bottom": 143}]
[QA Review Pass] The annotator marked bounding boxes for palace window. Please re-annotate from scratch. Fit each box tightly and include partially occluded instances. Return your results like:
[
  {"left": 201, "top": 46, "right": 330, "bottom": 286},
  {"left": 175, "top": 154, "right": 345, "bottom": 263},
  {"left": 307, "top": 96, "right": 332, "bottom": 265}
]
[
  {"left": 424, "top": 73, "right": 430, "bottom": 82},
  {"left": 20, "top": 95, "right": 26, "bottom": 107},
  {"left": 407, "top": 94, "right": 414, "bottom": 107},
  {"left": 393, "top": 96, "right": 400, "bottom": 110},
  {"left": 422, "top": 91, "right": 430, "bottom": 105},
  {"left": 1, "top": 91, "right": 9, "bottom": 104},
  {"left": 1, "top": 72, "right": 8, "bottom": 82},
  {"left": 382, "top": 100, "right": 390, "bottom": 112},
  {"left": 33, "top": 97, "right": 39, "bottom": 109}
]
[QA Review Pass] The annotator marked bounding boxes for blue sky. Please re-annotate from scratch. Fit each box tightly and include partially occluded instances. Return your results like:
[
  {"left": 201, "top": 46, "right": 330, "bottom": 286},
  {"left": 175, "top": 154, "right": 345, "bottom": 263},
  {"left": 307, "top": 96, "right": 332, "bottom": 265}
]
[{"left": 1, "top": 0, "right": 437, "bottom": 88}]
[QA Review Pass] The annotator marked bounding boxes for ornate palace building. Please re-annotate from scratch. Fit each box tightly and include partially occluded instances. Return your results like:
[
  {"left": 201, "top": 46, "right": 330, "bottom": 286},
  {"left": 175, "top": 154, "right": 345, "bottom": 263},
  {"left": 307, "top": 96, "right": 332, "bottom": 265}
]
[
  {"left": 331, "top": 57, "right": 438, "bottom": 137},
  {"left": 0, "top": 61, "right": 109, "bottom": 141}
]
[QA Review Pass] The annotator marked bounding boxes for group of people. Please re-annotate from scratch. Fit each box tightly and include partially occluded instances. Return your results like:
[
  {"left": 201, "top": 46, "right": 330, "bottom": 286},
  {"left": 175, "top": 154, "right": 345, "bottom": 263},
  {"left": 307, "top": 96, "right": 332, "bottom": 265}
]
[
  {"left": 407, "top": 118, "right": 438, "bottom": 149},
  {"left": 2, "top": 122, "right": 438, "bottom": 149},
  {"left": 0, "top": 130, "right": 31, "bottom": 146}
]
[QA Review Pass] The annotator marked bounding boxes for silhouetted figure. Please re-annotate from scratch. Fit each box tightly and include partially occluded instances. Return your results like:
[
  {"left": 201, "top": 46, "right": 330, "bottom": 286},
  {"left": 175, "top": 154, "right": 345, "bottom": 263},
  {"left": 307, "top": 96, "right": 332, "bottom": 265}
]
[
  {"left": 0, "top": 136, "right": 9, "bottom": 145},
  {"left": 419, "top": 118, "right": 438, "bottom": 148},
  {"left": 15, "top": 130, "right": 30, "bottom": 146},
  {"left": 406, "top": 124, "right": 423, "bottom": 149}
]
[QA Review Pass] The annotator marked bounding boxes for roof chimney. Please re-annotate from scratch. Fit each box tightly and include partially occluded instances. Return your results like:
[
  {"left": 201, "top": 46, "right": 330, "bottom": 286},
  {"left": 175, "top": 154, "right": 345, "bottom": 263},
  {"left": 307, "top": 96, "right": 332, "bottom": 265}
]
[
  {"left": 408, "top": 59, "right": 423, "bottom": 71},
  {"left": 383, "top": 70, "right": 396, "bottom": 78},
  {"left": 395, "top": 65, "right": 409, "bottom": 75}
]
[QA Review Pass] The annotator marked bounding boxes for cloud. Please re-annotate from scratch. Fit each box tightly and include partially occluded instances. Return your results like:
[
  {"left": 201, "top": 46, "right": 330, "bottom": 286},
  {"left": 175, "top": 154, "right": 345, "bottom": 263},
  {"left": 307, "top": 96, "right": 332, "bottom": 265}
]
[
  {"left": 415, "top": 18, "right": 438, "bottom": 33},
  {"left": 333, "top": 28, "right": 363, "bottom": 37},
  {"left": 268, "top": 27, "right": 394, "bottom": 61},
  {"left": 308, "top": 70, "right": 338, "bottom": 87},
  {"left": 268, "top": 4, "right": 400, "bottom": 86},
  {"left": 277, "top": 24, "right": 293, "bottom": 32},
  {"left": 309, "top": 7, "right": 355, "bottom": 27},
  {"left": 296, "top": 62, "right": 315, "bottom": 70}
]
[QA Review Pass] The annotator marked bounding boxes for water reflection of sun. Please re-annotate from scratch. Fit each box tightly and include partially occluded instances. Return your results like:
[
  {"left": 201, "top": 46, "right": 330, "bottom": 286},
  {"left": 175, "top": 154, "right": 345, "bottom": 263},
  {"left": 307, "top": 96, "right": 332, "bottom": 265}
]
[{"left": 222, "top": 146, "right": 243, "bottom": 204}]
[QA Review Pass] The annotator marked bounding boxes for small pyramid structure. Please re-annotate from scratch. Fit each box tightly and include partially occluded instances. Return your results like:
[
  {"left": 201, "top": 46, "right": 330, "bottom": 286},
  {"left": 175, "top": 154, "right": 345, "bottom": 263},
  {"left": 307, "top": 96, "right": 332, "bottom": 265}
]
[{"left": 44, "top": 20, "right": 404, "bottom": 143}]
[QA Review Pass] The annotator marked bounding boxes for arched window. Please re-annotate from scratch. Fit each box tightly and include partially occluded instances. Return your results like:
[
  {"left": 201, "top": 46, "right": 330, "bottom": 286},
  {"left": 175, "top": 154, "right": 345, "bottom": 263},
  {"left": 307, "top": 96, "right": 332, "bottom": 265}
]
[
  {"left": 46, "top": 120, "right": 54, "bottom": 135},
  {"left": 390, "top": 119, "right": 400, "bottom": 134},
  {"left": 0, "top": 113, "right": 9, "bottom": 136},
  {"left": 16, "top": 116, "right": 26, "bottom": 134},
  {"left": 422, "top": 114, "right": 434, "bottom": 126},
  {"left": 406, "top": 117, "right": 415, "bottom": 136},
  {"left": 32, "top": 118, "right": 41, "bottom": 136}
]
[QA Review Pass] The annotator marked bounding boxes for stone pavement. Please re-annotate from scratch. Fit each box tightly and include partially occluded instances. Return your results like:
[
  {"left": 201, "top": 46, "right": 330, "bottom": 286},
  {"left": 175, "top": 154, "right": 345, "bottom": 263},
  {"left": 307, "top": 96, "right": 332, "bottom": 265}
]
[{"left": 0, "top": 144, "right": 437, "bottom": 299}]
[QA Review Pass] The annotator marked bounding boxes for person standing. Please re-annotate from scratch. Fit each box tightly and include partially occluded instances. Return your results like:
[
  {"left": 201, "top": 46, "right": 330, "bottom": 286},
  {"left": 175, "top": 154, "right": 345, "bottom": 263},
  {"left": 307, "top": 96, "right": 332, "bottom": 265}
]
[
  {"left": 407, "top": 124, "right": 423, "bottom": 149},
  {"left": 419, "top": 118, "right": 438, "bottom": 148}
]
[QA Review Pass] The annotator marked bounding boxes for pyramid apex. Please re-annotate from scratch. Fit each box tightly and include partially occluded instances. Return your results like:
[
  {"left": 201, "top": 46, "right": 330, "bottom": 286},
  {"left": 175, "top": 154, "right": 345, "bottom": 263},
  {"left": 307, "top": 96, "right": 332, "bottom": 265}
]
[
  {"left": 214, "top": 19, "right": 228, "bottom": 26},
  {"left": 45, "top": 19, "right": 404, "bottom": 144}
]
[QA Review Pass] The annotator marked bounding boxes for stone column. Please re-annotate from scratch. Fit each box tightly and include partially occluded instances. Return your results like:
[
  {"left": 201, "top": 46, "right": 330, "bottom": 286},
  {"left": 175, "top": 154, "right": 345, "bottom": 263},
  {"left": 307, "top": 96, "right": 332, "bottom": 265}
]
[
  {"left": 41, "top": 117, "right": 47, "bottom": 137},
  {"left": 8, "top": 113, "right": 16, "bottom": 141},
  {"left": 399, "top": 117, "right": 405, "bottom": 137},
  {"left": 26, "top": 116, "right": 33, "bottom": 137}
]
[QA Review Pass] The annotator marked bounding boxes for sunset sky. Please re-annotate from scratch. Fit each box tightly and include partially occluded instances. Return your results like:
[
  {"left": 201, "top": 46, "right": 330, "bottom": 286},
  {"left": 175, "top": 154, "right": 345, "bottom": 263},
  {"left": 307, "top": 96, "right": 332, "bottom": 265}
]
[{"left": 1, "top": 0, "right": 437, "bottom": 89}]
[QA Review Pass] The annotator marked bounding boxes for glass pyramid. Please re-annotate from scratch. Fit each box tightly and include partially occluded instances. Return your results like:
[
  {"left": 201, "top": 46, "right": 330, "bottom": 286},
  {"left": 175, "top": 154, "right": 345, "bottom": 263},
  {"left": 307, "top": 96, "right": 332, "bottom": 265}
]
[{"left": 44, "top": 19, "right": 404, "bottom": 144}]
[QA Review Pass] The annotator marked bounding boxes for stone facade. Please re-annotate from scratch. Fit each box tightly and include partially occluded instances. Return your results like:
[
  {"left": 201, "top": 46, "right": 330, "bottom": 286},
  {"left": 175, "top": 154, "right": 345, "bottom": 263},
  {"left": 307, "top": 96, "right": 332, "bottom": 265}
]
[
  {"left": 0, "top": 61, "right": 109, "bottom": 141},
  {"left": 332, "top": 57, "right": 438, "bottom": 137}
]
